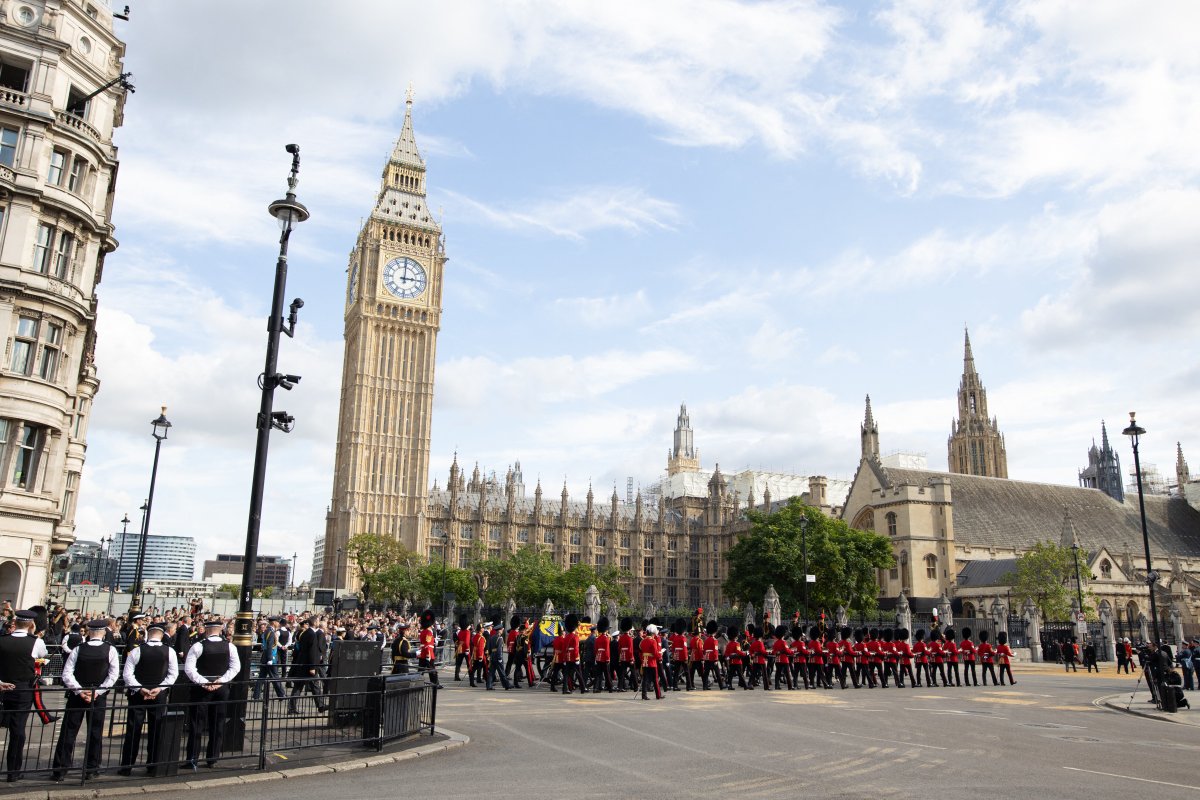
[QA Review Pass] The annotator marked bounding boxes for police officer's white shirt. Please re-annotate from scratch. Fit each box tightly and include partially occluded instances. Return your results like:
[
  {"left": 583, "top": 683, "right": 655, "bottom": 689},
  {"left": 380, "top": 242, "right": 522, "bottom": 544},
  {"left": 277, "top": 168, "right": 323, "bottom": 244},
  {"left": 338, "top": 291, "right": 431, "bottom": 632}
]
[
  {"left": 8, "top": 630, "right": 48, "bottom": 660},
  {"left": 61, "top": 638, "right": 119, "bottom": 696},
  {"left": 183, "top": 635, "right": 241, "bottom": 685},
  {"left": 122, "top": 640, "right": 179, "bottom": 690}
]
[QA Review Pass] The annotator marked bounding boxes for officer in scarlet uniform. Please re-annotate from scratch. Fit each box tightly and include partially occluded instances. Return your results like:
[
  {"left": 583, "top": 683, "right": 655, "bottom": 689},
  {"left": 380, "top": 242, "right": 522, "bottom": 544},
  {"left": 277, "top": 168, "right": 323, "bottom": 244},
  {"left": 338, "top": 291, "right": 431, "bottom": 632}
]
[
  {"left": 978, "top": 630, "right": 997, "bottom": 686},
  {"left": 417, "top": 609, "right": 439, "bottom": 685},
  {"left": 639, "top": 623, "right": 663, "bottom": 700},
  {"left": 561, "top": 614, "right": 585, "bottom": 694},
  {"left": 959, "top": 627, "right": 978, "bottom": 686},
  {"left": 943, "top": 628, "right": 962, "bottom": 687},
  {"left": 912, "top": 628, "right": 929, "bottom": 687},
  {"left": 839, "top": 627, "right": 857, "bottom": 689},
  {"left": 616, "top": 618, "right": 635, "bottom": 692},
  {"left": 701, "top": 621, "right": 723, "bottom": 689},
  {"left": 895, "top": 628, "right": 915, "bottom": 688},
  {"left": 747, "top": 626, "right": 769, "bottom": 689},
  {"left": 505, "top": 615, "right": 521, "bottom": 685},
  {"left": 453, "top": 615, "right": 472, "bottom": 682},
  {"left": 995, "top": 631, "right": 1016, "bottom": 685},
  {"left": 668, "top": 620, "right": 689, "bottom": 690},
  {"left": 592, "top": 617, "right": 613, "bottom": 692},
  {"left": 471, "top": 624, "right": 488, "bottom": 687},
  {"left": 771, "top": 625, "right": 793, "bottom": 690}
]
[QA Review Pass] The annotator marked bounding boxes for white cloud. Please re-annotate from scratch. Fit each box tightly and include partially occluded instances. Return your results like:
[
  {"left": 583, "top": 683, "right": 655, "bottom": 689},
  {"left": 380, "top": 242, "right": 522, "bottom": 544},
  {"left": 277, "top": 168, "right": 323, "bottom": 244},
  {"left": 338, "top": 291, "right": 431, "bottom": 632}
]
[
  {"left": 552, "top": 291, "right": 651, "bottom": 328},
  {"left": 443, "top": 187, "right": 682, "bottom": 240}
]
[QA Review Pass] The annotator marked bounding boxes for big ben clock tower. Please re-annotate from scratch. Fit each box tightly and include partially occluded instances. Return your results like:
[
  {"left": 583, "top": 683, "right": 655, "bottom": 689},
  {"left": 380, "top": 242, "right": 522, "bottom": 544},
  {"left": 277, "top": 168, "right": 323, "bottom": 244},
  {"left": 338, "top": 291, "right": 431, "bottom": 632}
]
[{"left": 322, "top": 93, "right": 446, "bottom": 590}]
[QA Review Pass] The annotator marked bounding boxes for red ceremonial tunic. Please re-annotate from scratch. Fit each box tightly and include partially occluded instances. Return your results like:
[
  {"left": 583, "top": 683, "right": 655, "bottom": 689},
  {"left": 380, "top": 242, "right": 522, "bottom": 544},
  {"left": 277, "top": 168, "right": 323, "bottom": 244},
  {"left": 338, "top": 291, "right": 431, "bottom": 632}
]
[
  {"left": 978, "top": 641, "right": 995, "bottom": 664},
  {"left": 929, "top": 639, "right": 945, "bottom": 664},
  {"left": 724, "top": 640, "right": 744, "bottom": 664},
  {"left": 995, "top": 643, "right": 1013, "bottom": 665},
  {"left": 959, "top": 639, "right": 976, "bottom": 662},
  {"left": 595, "top": 633, "right": 611, "bottom": 663},
  {"left": 564, "top": 632, "right": 580, "bottom": 662},
  {"left": 552, "top": 634, "right": 566, "bottom": 664},
  {"left": 749, "top": 639, "right": 768, "bottom": 665},
  {"left": 944, "top": 639, "right": 959, "bottom": 663},
  {"left": 913, "top": 640, "right": 928, "bottom": 664},
  {"left": 895, "top": 639, "right": 913, "bottom": 664},
  {"left": 618, "top": 633, "right": 635, "bottom": 663},
  {"left": 456, "top": 628, "right": 471, "bottom": 658},
  {"left": 771, "top": 638, "right": 791, "bottom": 664},
  {"left": 418, "top": 628, "right": 436, "bottom": 661},
  {"left": 808, "top": 639, "right": 824, "bottom": 665},
  {"left": 639, "top": 637, "right": 660, "bottom": 668},
  {"left": 703, "top": 635, "right": 720, "bottom": 662},
  {"left": 824, "top": 638, "right": 840, "bottom": 666}
]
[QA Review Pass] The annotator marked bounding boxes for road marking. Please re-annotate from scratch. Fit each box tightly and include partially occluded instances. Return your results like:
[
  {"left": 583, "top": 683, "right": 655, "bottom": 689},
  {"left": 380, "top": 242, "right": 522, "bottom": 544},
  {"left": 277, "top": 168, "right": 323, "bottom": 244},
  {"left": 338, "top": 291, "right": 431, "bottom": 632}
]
[
  {"left": 1063, "top": 767, "right": 1200, "bottom": 791},
  {"left": 825, "top": 730, "right": 947, "bottom": 750},
  {"left": 973, "top": 696, "right": 1038, "bottom": 705}
]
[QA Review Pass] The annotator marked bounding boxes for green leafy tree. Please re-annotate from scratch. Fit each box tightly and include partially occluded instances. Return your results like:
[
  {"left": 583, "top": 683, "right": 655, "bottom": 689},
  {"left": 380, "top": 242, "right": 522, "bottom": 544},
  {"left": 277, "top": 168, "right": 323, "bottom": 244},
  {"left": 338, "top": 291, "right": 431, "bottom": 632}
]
[
  {"left": 723, "top": 498, "right": 894, "bottom": 614},
  {"left": 346, "top": 533, "right": 407, "bottom": 602},
  {"left": 1004, "top": 540, "right": 1095, "bottom": 621},
  {"left": 416, "top": 561, "right": 477, "bottom": 610},
  {"left": 373, "top": 549, "right": 426, "bottom": 605}
]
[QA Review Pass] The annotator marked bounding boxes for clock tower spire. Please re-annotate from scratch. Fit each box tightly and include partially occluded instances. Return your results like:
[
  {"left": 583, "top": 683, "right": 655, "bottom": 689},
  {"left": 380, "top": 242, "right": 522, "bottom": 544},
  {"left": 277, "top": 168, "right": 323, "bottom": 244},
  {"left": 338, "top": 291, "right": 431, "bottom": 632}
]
[{"left": 323, "top": 95, "right": 447, "bottom": 591}]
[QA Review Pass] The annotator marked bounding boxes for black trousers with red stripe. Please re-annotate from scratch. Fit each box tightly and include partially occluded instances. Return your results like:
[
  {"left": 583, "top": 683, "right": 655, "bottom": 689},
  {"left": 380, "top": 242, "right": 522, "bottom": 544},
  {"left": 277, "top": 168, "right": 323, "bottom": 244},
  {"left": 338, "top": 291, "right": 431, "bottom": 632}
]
[{"left": 640, "top": 666, "right": 662, "bottom": 699}]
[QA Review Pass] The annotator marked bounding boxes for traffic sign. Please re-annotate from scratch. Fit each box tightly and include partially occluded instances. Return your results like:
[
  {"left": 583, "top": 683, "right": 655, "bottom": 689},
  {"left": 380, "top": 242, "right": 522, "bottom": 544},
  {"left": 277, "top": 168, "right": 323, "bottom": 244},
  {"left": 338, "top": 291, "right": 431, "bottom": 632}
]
[
  {"left": 805, "top": 574, "right": 816, "bottom": 583},
  {"left": 1075, "top": 611, "right": 1086, "bottom": 623}
]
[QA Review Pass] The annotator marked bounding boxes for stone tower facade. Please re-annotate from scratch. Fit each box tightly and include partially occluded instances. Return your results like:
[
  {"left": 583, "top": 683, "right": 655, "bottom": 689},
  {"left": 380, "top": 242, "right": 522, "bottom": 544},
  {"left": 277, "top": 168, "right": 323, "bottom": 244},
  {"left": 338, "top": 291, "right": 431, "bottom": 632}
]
[
  {"left": 1079, "top": 421, "right": 1123, "bottom": 502},
  {"left": 861, "top": 394, "right": 879, "bottom": 460},
  {"left": 1177, "top": 444, "right": 1190, "bottom": 493},
  {"left": 0, "top": 3, "right": 128, "bottom": 606},
  {"left": 666, "top": 402, "right": 700, "bottom": 476},
  {"left": 947, "top": 329, "right": 1008, "bottom": 478},
  {"left": 322, "top": 96, "right": 446, "bottom": 589}
]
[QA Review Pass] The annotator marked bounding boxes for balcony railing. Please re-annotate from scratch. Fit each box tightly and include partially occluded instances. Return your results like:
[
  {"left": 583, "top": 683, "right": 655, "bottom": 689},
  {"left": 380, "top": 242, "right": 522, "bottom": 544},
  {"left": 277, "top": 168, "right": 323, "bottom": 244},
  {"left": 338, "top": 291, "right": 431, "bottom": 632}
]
[
  {"left": 56, "top": 110, "right": 103, "bottom": 144},
  {"left": 0, "top": 86, "right": 29, "bottom": 110}
]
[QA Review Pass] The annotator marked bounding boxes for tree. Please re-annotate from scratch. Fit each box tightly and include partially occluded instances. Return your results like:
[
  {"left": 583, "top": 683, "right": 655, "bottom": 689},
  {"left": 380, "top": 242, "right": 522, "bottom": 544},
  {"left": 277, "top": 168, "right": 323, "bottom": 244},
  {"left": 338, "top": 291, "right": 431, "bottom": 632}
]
[
  {"left": 372, "top": 549, "right": 426, "bottom": 605},
  {"left": 1004, "top": 540, "right": 1095, "bottom": 621},
  {"left": 723, "top": 498, "right": 894, "bottom": 615},
  {"left": 345, "top": 533, "right": 408, "bottom": 602},
  {"left": 416, "top": 561, "right": 477, "bottom": 610}
]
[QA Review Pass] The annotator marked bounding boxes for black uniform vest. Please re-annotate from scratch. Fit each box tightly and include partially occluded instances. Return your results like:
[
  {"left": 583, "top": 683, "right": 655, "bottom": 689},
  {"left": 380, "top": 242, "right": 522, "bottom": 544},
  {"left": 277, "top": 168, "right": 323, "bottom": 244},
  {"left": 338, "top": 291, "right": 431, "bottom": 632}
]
[
  {"left": 196, "top": 639, "right": 230, "bottom": 681},
  {"left": 134, "top": 643, "right": 170, "bottom": 686},
  {"left": 74, "top": 642, "right": 113, "bottom": 688},
  {"left": 0, "top": 635, "right": 37, "bottom": 683}
]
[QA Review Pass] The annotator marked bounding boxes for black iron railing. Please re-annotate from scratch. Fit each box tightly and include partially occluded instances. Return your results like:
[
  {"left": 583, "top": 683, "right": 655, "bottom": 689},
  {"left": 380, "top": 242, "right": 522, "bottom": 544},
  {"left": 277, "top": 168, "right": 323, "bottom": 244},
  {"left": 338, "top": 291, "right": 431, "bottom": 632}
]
[{"left": 0, "top": 674, "right": 437, "bottom": 787}]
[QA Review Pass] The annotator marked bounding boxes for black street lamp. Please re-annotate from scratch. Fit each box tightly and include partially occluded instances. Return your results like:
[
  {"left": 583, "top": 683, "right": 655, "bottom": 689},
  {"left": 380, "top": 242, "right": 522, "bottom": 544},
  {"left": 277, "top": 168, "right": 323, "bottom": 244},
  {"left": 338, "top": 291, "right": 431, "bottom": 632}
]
[
  {"left": 335, "top": 548, "right": 344, "bottom": 594},
  {"left": 233, "top": 143, "right": 308, "bottom": 666},
  {"left": 1122, "top": 411, "right": 1161, "bottom": 644},
  {"left": 800, "top": 516, "right": 809, "bottom": 623},
  {"left": 438, "top": 530, "right": 450, "bottom": 621},
  {"left": 109, "top": 513, "right": 130, "bottom": 614},
  {"left": 129, "top": 408, "right": 171, "bottom": 615},
  {"left": 92, "top": 536, "right": 109, "bottom": 583}
]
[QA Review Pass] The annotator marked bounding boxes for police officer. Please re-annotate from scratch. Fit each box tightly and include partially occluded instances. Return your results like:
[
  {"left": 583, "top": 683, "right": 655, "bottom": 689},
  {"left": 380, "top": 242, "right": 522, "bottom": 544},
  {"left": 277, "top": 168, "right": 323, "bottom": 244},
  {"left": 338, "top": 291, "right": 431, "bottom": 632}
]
[
  {"left": 118, "top": 622, "right": 178, "bottom": 775},
  {"left": 183, "top": 619, "right": 240, "bottom": 770},
  {"left": 0, "top": 610, "right": 48, "bottom": 782},
  {"left": 52, "top": 618, "right": 119, "bottom": 782}
]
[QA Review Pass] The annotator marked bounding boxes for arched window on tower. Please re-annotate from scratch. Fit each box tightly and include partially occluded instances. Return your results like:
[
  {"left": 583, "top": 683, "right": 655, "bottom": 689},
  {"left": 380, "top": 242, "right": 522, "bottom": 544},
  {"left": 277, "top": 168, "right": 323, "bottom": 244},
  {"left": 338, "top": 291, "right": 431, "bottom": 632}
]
[
  {"left": 925, "top": 553, "right": 938, "bottom": 580},
  {"left": 886, "top": 512, "right": 897, "bottom": 536},
  {"left": 1100, "top": 559, "right": 1112, "bottom": 580},
  {"left": 969, "top": 393, "right": 977, "bottom": 414}
]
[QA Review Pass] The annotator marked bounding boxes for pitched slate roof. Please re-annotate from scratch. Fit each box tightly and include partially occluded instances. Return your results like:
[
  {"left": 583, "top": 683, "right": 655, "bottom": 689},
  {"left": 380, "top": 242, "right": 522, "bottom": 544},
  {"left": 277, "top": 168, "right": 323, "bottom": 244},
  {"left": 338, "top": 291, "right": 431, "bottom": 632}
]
[
  {"left": 881, "top": 466, "right": 1200, "bottom": 557},
  {"left": 956, "top": 558, "right": 1018, "bottom": 587}
]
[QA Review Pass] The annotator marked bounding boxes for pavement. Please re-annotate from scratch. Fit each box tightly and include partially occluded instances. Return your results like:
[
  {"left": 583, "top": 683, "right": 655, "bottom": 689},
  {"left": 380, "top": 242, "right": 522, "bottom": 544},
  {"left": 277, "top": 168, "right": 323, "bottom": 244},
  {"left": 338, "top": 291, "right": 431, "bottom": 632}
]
[{"left": 133, "top": 665, "right": 1200, "bottom": 800}]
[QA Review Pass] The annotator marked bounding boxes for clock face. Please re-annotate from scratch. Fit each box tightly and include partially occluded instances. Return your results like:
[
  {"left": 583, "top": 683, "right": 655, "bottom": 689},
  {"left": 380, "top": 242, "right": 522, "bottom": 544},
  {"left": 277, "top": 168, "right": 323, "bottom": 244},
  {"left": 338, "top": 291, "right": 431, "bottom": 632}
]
[
  {"left": 382, "top": 256, "right": 427, "bottom": 300},
  {"left": 347, "top": 263, "right": 359, "bottom": 304}
]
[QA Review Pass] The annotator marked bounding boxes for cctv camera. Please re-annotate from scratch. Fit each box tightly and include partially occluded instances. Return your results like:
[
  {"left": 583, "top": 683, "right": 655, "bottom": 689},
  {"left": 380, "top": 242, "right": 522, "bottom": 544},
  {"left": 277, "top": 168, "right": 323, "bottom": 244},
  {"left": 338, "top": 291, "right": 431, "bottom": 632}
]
[{"left": 285, "top": 144, "right": 299, "bottom": 154}]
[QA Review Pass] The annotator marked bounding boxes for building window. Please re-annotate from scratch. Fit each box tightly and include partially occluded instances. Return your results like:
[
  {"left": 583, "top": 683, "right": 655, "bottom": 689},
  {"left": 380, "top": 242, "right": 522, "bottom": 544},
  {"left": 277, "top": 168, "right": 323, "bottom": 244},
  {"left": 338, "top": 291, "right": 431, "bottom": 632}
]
[
  {"left": 690, "top": 538, "right": 699, "bottom": 553},
  {"left": 489, "top": 526, "right": 501, "bottom": 541},
  {"left": 886, "top": 512, "right": 897, "bottom": 536},
  {"left": 595, "top": 554, "right": 605, "bottom": 567},
  {"left": 925, "top": 554, "right": 937, "bottom": 580},
  {"left": 543, "top": 530, "right": 555, "bottom": 544},
  {"left": 689, "top": 586, "right": 700, "bottom": 608},
  {"left": 488, "top": 547, "right": 500, "bottom": 560},
  {"left": 34, "top": 223, "right": 53, "bottom": 273},
  {"left": 11, "top": 423, "right": 44, "bottom": 489},
  {"left": 643, "top": 536, "right": 654, "bottom": 550},
  {"left": 643, "top": 557, "right": 654, "bottom": 578},
  {"left": 67, "top": 86, "right": 91, "bottom": 119},
  {"left": 517, "top": 528, "right": 529, "bottom": 543},
  {"left": 458, "top": 551, "right": 470, "bottom": 568},
  {"left": 37, "top": 322, "right": 62, "bottom": 381},
  {"left": 48, "top": 150, "right": 67, "bottom": 185},
  {"left": 643, "top": 585, "right": 653, "bottom": 603},
  {"left": 620, "top": 534, "right": 630, "bottom": 548},
  {"left": 0, "top": 127, "right": 17, "bottom": 168},
  {"left": 620, "top": 555, "right": 631, "bottom": 571},
  {"left": 569, "top": 530, "right": 581, "bottom": 545},
  {"left": 666, "top": 584, "right": 677, "bottom": 604},
  {"left": 53, "top": 232, "right": 74, "bottom": 279},
  {"left": 11, "top": 317, "right": 37, "bottom": 374},
  {"left": 1100, "top": 559, "right": 1112, "bottom": 579},
  {"left": 667, "top": 537, "right": 677, "bottom": 551},
  {"left": 68, "top": 157, "right": 87, "bottom": 193},
  {"left": 889, "top": 566, "right": 899, "bottom": 580},
  {"left": 712, "top": 562, "right": 719, "bottom": 579},
  {"left": 569, "top": 552, "right": 579, "bottom": 565},
  {"left": 666, "top": 558, "right": 677, "bottom": 578},
  {"left": 690, "top": 561, "right": 700, "bottom": 579},
  {"left": 596, "top": 533, "right": 606, "bottom": 547},
  {"left": 0, "top": 60, "right": 30, "bottom": 92},
  {"left": 461, "top": 525, "right": 473, "bottom": 540}
]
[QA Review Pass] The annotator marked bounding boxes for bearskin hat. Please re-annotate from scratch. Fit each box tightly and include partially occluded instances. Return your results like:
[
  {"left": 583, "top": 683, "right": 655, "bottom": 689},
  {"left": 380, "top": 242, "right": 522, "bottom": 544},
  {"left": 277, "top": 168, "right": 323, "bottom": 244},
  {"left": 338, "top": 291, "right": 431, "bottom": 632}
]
[
  {"left": 854, "top": 628, "right": 865, "bottom": 643},
  {"left": 869, "top": 627, "right": 880, "bottom": 640},
  {"left": 943, "top": 627, "right": 955, "bottom": 641},
  {"left": 746, "top": 624, "right": 756, "bottom": 637},
  {"left": 773, "top": 624, "right": 788, "bottom": 638},
  {"left": 619, "top": 617, "right": 633, "bottom": 633},
  {"left": 840, "top": 626, "right": 852, "bottom": 641},
  {"left": 707, "top": 620, "right": 719, "bottom": 635},
  {"left": 582, "top": 616, "right": 591, "bottom": 625},
  {"left": 564, "top": 613, "right": 579, "bottom": 633},
  {"left": 420, "top": 609, "right": 436, "bottom": 629},
  {"left": 597, "top": 616, "right": 610, "bottom": 633},
  {"left": 914, "top": 628, "right": 926, "bottom": 642},
  {"left": 996, "top": 631, "right": 1008, "bottom": 645},
  {"left": 650, "top": 617, "right": 662, "bottom": 628},
  {"left": 491, "top": 614, "right": 502, "bottom": 628},
  {"left": 897, "top": 628, "right": 909, "bottom": 641},
  {"left": 457, "top": 614, "right": 469, "bottom": 629},
  {"left": 882, "top": 628, "right": 893, "bottom": 642},
  {"left": 978, "top": 630, "right": 989, "bottom": 642},
  {"left": 961, "top": 627, "right": 972, "bottom": 640},
  {"left": 671, "top": 618, "right": 684, "bottom": 634},
  {"left": 510, "top": 615, "right": 522, "bottom": 630},
  {"left": 809, "top": 625, "right": 821, "bottom": 640}
]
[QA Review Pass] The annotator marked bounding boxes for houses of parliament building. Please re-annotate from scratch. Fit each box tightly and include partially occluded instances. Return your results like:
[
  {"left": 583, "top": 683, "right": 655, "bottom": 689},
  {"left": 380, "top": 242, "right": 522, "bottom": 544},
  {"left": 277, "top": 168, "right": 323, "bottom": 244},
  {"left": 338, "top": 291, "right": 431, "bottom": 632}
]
[{"left": 320, "top": 101, "right": 1200, "bottom": 622}]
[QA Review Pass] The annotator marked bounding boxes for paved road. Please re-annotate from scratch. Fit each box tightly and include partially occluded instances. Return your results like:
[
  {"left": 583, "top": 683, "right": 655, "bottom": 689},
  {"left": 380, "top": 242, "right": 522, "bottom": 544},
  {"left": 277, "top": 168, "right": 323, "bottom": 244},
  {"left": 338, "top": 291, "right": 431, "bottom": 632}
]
[{"left": 191, "top": 665, "right": 1200, "bottom": 799}]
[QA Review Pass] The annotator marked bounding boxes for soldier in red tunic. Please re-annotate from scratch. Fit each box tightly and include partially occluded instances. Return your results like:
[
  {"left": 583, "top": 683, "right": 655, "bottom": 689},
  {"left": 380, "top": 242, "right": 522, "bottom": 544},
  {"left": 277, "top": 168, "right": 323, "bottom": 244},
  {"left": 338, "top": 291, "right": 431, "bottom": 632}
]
[
  {"left": 790, "top": 626, "right": 809, "bottom": 689},
  {"left": 453, "top": 614, "right": 472, "bottom": 682},
  {"left": 853, "top": 629, "right": 872, "bottom": 688},
  {"left": 616, "top": 618, "right": 635, "bottom": 692},
  {"left": 724, "top": 628, "right": 747, "bottom": 689},
  {"left": 943, "top": 628, "right": 962, "bottom": 687},
  {"left": 995, "top": 631, "right": 1016, "bottom": 685},
  {"left": 959, "top": 627, "right": 978, "bottom": 686},
  {"left": 808, "top": 627, "right": 831, "bottom": 689},
  {"left": 639, "top": 624, "right": 663, "bottom": 700},
  {"left": 771, "top": 624, "right": 793, "bottom": 690},
  {"left": 746, "top": 626, "right": 768, "bottom": 689},
  {"left": 978, "top": 630, "right": 997, "bottom": 686},
  {"left": 701, "top": 621, "right": 723, "bottom": 689},
  {"left": 417, "top": 609, "right": 439, "bottom": 685},
  {"left": 471, "top": 624, "right": 488, "bottom": 687},
  {"left": 865, "top": 629, "right": 883, "bottom": 688},
  {"left": 879, "top": 628, "right": 897, "bottom": 688},
  {"left": 928, "top": 629, "right": 946, "bottom": 687},
  {"left": 592, "top": 617, "right": 613, "bottom": 693},
  {"left": 688, "top": 629, "right": 705, "bottom": 691},
  {"left": 548, "top": 625, "right": 566, "bottom": 692},
  {"left": 505, "top": 615, "right": 521, "bottom": 686},
  {"left": 561, "top": 614, "right": 584, "bottom": 694},
  {"left": 895, "top": 628, "right": 915, "bottom": 688},
  {"left": 912, "top": 629, "right": 929, "bottom": 687},
  {"left": 667, "top": 620, "right": 689, "bottom": 690},
  {"left": 838, "top": 627, "right": 857, "bottom": 689}
]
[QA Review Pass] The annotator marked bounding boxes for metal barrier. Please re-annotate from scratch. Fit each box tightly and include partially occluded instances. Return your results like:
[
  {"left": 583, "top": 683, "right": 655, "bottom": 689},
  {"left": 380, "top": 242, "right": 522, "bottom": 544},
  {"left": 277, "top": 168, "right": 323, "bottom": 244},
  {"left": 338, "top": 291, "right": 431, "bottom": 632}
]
[{"left": 0, "top": 674, "right": 438, "bottom": 787}]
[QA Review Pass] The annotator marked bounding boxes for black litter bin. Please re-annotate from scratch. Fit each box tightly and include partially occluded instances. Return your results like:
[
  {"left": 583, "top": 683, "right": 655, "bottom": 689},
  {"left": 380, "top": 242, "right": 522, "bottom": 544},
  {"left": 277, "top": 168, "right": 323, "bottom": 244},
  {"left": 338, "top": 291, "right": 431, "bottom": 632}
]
[{"left": 150, "top": 710, "right": 186, "bottom": 776}]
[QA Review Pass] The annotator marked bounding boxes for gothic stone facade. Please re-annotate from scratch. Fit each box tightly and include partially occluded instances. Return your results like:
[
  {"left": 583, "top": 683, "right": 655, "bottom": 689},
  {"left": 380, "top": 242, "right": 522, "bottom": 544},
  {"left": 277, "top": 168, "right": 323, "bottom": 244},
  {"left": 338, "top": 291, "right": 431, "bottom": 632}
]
[{"left": 0, "top": 1, "right": 127, "bottom": 606}]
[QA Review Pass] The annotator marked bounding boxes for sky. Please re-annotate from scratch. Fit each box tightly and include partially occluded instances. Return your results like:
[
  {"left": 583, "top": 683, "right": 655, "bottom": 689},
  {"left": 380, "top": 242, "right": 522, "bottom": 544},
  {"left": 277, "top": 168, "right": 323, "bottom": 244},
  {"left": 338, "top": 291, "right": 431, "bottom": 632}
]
[{"left": 75, "top": 1, "right": 1200, "bottom": 583}]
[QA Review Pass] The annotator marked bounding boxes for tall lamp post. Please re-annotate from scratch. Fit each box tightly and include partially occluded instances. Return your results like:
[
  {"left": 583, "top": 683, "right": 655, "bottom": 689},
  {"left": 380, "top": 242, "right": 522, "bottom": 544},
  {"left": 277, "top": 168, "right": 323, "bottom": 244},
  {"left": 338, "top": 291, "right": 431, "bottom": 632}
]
[
  {"left": 233, "top": 144, "right": 308, "bottom": 686},
  {"left": 129, "top": 408, "right": 171, "bottom": 616},
  {"left": 109, "top": 514, "right": 130, "bottom": 614},
  {"left": 800, "top": 516, "right": 809, "bottom": 623},
  {"left": 438, "top": 530, "right": 450, "bottom": 621},
  {"left": 92, "top": 537, "right": 109, "bottom": 583},
  {"left": 335, "top": 548, "right": 344, "bottom": 595},
  {"left": 1123, "top": 411, "right": 1161, "bottom": 644}
]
